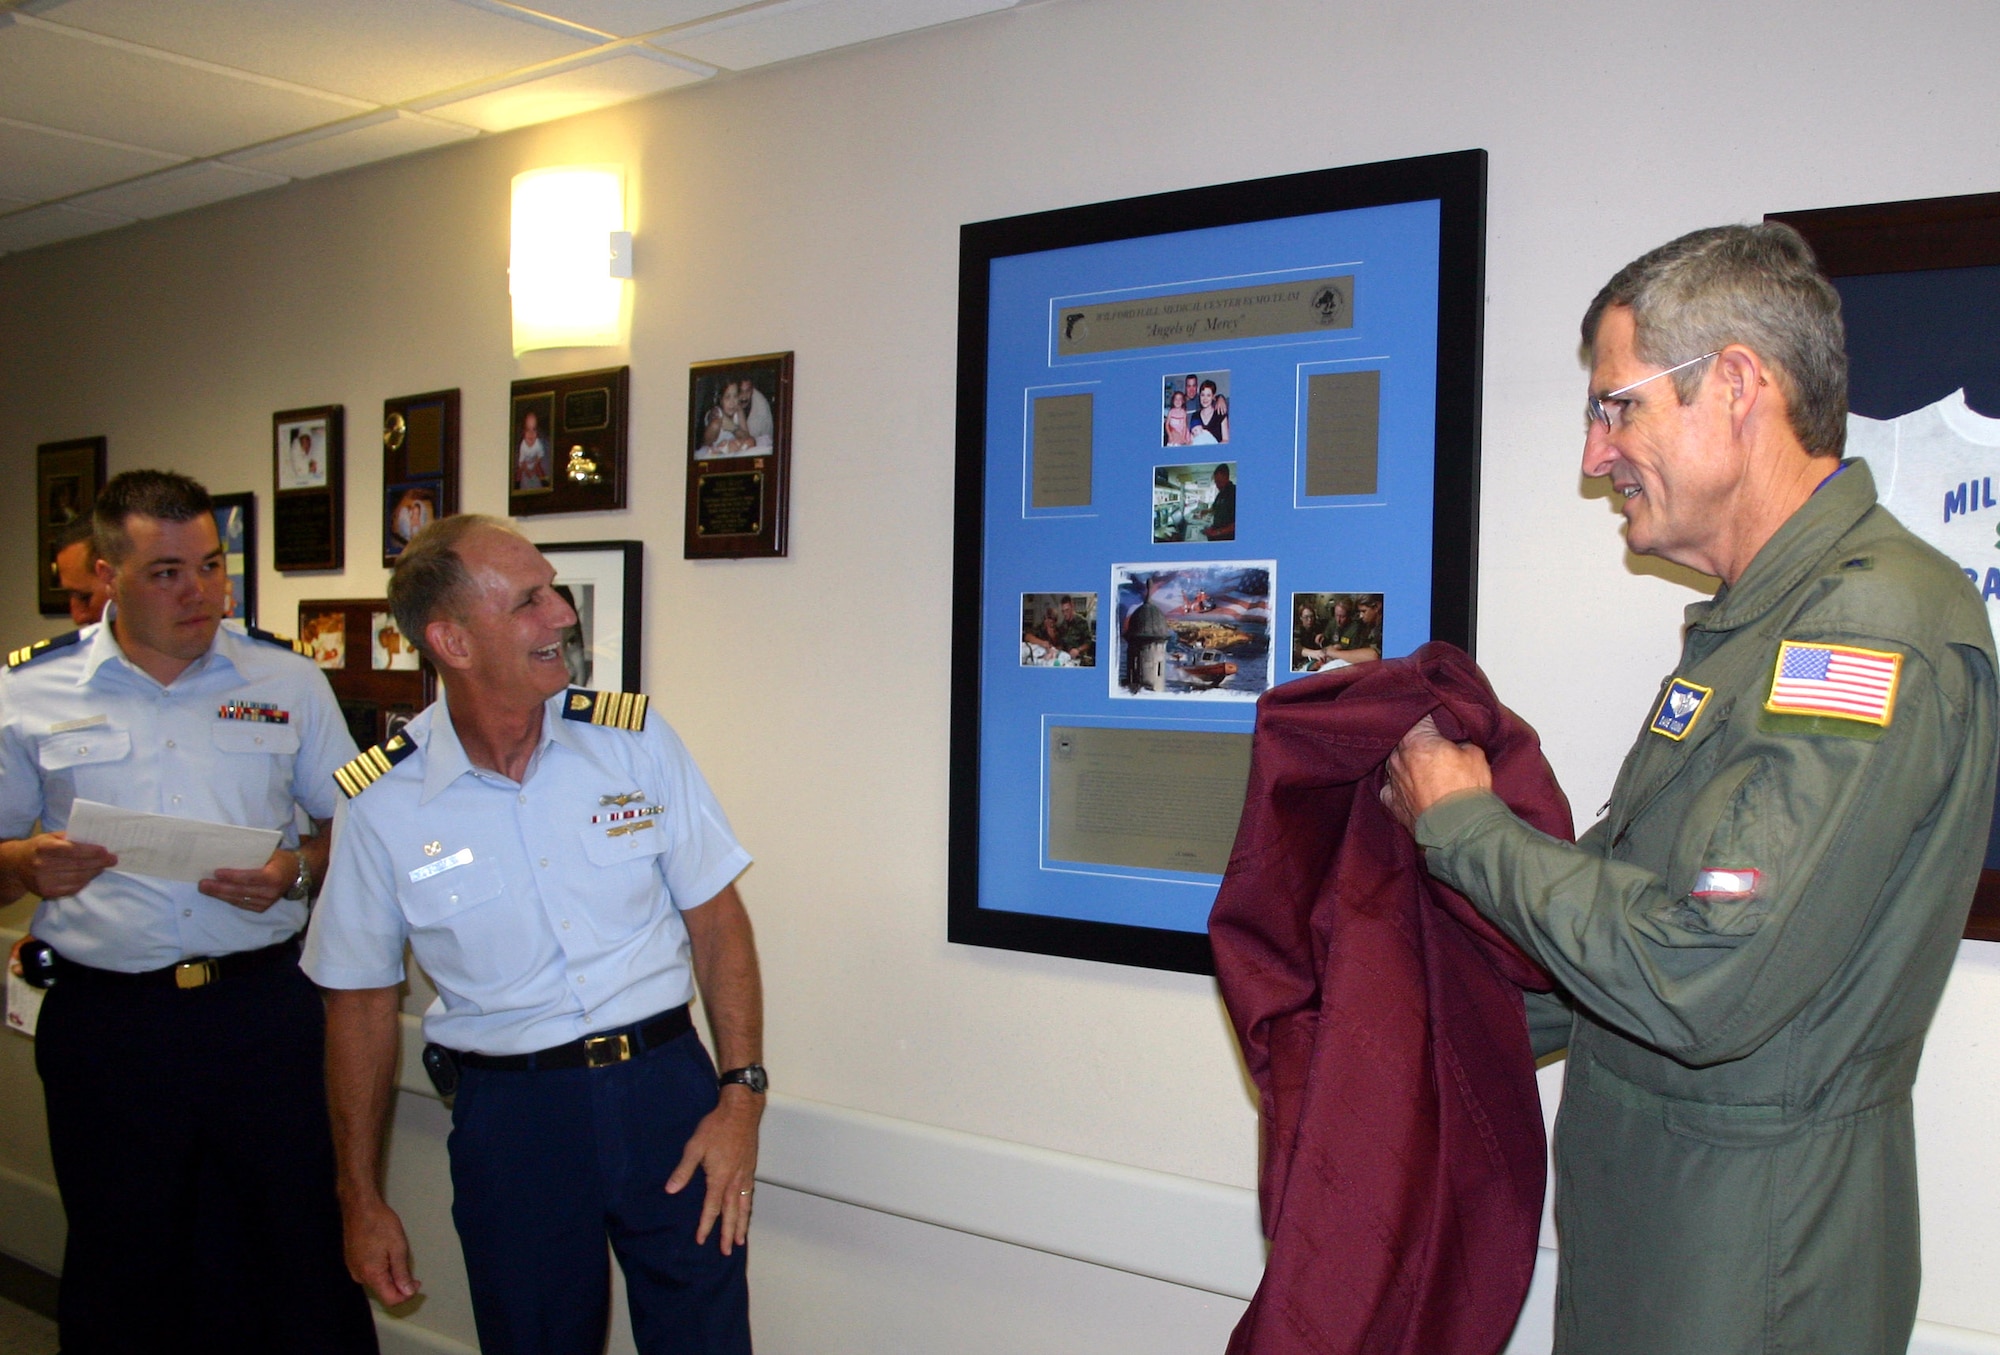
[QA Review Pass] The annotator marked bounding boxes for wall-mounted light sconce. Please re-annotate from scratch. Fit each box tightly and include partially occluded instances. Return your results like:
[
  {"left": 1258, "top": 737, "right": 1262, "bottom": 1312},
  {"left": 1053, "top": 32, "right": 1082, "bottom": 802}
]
[{"left": 509, "top": 165, "right": 631, "bottom": 355}]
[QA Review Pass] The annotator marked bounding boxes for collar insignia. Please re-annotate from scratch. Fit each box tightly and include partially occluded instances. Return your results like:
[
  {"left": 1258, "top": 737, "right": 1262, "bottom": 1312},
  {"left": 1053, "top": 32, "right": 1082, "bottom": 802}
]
[{"left": 1649, "top": 677, "right": 1713, "bottom": 741}]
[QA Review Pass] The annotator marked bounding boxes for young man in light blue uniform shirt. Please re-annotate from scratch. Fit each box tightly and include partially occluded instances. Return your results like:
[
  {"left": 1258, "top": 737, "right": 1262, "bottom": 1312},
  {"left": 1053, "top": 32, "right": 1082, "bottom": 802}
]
[
  {"left": 305, "top": 515, "right": 765, "bottom": 1355},
  {"left": 0, "top": 469, "right": 374, "bottom": 1353}
]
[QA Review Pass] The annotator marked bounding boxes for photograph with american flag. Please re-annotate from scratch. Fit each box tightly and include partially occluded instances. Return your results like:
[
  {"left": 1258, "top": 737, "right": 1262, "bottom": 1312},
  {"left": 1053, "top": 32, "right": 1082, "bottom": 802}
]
[{"left": 1763, "top": 639, "right": 1903, "bottom": 726}]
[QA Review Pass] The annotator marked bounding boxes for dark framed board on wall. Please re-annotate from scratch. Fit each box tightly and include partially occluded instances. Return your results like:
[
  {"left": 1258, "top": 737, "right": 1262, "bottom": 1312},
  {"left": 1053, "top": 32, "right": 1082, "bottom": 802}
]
[
  {"left": 37, "top": 435, "right": 106, "bottom": 615},
  {"left": 509, "top": 367, "right": 629, "bottom": 517},
  {"left": 211, "top": 491, "right": 256, "bottom": 627},
  {"left": 684, "top": 352, "right": 792, "bottom": 559},
  {"left": 273, "top": 405, "right": 343, "bottom": 572},
  {"left": 383, "top": 388, "right": 460, "bottom": 566},
  {"left": 950, "top": 150, "right": 1487, "bottom": 973},
  {"left": 1770, "top": 190, "right": 2000, "bottom": 942},
  {"left": 298, "top": 598, "right": 435, "bottom": 752}
]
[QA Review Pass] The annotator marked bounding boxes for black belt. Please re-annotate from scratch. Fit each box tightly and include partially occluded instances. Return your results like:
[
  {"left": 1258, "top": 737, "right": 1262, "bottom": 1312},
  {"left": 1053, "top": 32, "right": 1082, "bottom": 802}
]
[
  {"left": 49, "top": 935, "right": 302, "bottom": 992},
  {"left": 458, "top": 1005, "right": 693, "bottom": 1072}
]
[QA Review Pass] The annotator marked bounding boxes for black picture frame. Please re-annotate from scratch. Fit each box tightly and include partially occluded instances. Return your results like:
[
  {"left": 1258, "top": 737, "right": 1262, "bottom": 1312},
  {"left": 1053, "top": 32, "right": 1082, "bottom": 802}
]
[
  {"left": 297, "top": 598, "right": 435, "bottom": 750},
  {"left": 383, "top": 389, "right": 461, "bottom": 566},
  {"left": 684, "top": 353, "right": 793, "bottom": 559},
  {"left": 510, "top": 368, "right": 629, "bottom": 518},
  {"left": 950, "top": 151, "right": 1487, "bottom": 974},
  {"left": 536, "top": 540, "right": 644, "bottom": 692},
  {"left": 1769, "top": 190, "right": 2000, "bottom": 942},
  {"left": 210, "top": 491, "right": 257, "bottom": 628},
  {"left": 272, "top": 405, "right": 343, "bottom": 573},
  {"left": 37, "top": 434, "right": 107, "bottom": 616}
]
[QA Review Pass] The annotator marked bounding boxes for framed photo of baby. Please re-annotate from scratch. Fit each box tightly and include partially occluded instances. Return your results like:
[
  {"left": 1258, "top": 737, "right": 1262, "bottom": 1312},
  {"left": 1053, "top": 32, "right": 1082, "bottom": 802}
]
[{"left": 685, "top": 351, "right": 793, "bottom": 559}]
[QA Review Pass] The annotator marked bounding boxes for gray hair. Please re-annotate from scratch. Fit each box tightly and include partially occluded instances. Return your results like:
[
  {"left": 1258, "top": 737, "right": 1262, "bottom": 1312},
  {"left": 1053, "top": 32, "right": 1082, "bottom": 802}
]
[
  {"left": 92, "top": 470, "right": 213, "bottom": 564},
  {"left": 386, "top": 514, "right": 519, "bottom": 663},
  {"left": 1580, "top": 222, "right": 1847, "bottom": 457}
]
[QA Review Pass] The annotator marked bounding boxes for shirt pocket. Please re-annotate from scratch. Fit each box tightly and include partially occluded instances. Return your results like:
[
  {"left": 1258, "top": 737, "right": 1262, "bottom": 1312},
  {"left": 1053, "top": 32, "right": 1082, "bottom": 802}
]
[
  {"left": 397, "top": 854, "right": 507, "bottom": 928},
  {"left": 38, "top": 728, "right": 132, "bottom": 772},
  {"left": 577, "top": 823, "right": 671, "bottom": 931}
]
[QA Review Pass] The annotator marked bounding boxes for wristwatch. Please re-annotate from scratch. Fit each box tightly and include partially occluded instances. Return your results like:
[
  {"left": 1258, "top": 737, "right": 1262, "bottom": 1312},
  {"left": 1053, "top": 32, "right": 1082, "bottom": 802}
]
[
  {"left": 718, "top": 1064, "right": 768, "bottom": 1094},
  {"left": 281, "top": 853, "right": 314, "bottom": 903}
]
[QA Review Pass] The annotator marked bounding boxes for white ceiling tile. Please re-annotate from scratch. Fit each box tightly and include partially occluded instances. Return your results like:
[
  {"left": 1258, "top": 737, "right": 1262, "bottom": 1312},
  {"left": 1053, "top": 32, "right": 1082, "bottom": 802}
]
[
  {"left": 422, "top": 49, "right": 707, "bottom": 133},
  {"left": 662, "top": 0, "right": 1014, "bottom": 70},
  {"left": 0, "top": 202, "right": 131, "bottom": 254},
  {"left": 497, "top": 1, "right": 734, "bottom": 39},
  {"left": 0, "top": 18, "right": 370, "bottom": 159},
  {"left": 37, "top": 0, "right": 601, "bottom": 106},
  {"left": 0, "top": 117, "right": 183, "bottom": 200},
  {"left": 67, "top": 160, "right": 287, "bottom": 219},
  {"left": 225, "top": 110, "right": 479, "bottom": 179}
]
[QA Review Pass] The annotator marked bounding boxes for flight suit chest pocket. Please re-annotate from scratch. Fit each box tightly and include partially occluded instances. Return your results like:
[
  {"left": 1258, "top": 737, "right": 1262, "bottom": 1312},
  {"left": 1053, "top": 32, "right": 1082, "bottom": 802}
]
[
  {"left": 580, "top": 822, "right": 670, "bottom": 870},
  {"left": 398, "top": 854, "right": 506, "bottom": 927},
  {"left": 211, "top": 722, "right": 301, "bottom": 756},
  {"left": 1612, "top": 695, "right": 1736, "bottom": 850},
  {"left": 38, "top": 729, "right": 131, "bottom": 771}
]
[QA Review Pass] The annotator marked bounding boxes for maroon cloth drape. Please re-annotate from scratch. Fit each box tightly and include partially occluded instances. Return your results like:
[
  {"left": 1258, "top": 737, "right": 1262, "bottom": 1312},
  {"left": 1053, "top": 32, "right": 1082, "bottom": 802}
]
[{"left": 1210, "top": 643, "right": 1571, "bottom": 1355}]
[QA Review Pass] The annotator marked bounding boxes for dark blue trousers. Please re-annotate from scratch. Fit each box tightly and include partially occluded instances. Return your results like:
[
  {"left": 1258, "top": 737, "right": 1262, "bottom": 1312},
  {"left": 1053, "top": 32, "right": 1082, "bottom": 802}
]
[
  {"left": 35, "top": 959, "right": 377, "bottom": 1355},
  {"left": 448, "top": 1027, "right": 751, "bottom": 1355}
]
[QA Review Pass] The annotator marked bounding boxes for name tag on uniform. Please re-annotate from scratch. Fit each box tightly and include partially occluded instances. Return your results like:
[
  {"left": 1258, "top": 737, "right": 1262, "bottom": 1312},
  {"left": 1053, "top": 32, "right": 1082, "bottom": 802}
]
[
  {"left": 49, "top": 714, "right": 107, "bottom": 735},
  {"left": 1649, "top": 677, "right": 1713, "bottom": 741},
  {"left": 408, "top": 847, "right": 473, "bottom": 883}
]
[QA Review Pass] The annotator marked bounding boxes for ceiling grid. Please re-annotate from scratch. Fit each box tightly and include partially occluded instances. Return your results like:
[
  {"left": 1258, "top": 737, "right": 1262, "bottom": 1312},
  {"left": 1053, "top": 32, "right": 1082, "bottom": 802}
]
[{"left": 0, "top": 0, "right": 1022, "bottom": 257}]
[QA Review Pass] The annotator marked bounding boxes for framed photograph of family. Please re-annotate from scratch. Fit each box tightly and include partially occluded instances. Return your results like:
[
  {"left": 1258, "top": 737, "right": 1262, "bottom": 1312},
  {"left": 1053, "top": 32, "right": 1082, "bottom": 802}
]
[
  {"left": 211, "top": 491, "right": 256, "bottom": 627},
  {"left": 1770, "top": 190, "right": 2000, "bottom": 942},
  {"left": 951, "top": 150, "right": 1486, "bottom": 973},
  {"left": 536, "top": 540, "right": 644, "bottom": 692},
  {"left": 685, "top": 352, "right": 792, "bottom": 560},
  {"left": 297, "top": 598, "right": 434, "bottom": 751},
  {"left": 272, "top": 405, "right": 343, "bottom": 573},
  {"left": 37, "top": 434, "right": 106, "bottom": 615},
  {"left": 382, "top": 389, "right": 460, "bottom": 566},
  {"left": 508, "top": 367, "right": 629, "bottom": 518}
]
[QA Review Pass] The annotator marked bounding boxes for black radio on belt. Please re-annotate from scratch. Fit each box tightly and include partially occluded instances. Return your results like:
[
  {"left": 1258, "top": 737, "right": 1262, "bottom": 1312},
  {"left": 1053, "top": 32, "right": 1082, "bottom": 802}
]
[
  {"left": 421, "top": 1043, "right": 461, "bottom": 1098},
  {"left": 16, "top": 938, "right": 57, "bottom": 990}
]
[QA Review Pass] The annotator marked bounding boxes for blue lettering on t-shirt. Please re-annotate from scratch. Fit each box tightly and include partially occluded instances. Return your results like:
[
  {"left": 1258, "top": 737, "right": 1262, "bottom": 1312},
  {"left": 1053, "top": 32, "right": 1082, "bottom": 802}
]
[
  {"left": 1944, "top": 479, "right": 2000, "bottom": 524},
  {"left": 1984, "top": 567, "right": 2000, "bottom": 602}
]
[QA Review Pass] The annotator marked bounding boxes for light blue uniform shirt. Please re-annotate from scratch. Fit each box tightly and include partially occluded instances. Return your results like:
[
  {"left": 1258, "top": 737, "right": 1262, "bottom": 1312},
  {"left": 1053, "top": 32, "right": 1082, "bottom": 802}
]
[
  {"left": 302, "top": 688, "right": 751, "bottom": 1057},
  {"left": 0, "top": 615, "right": 356, "bottom": 971}
]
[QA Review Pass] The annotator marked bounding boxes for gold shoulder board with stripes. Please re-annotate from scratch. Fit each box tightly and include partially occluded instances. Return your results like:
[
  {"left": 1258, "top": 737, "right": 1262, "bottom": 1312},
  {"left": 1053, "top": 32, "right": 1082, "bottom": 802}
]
[
  {"left": 562, "top": 688, "right": 650, "bottom": 732},
  {"left": 334, "top": 734, "right": 416, "bottom": 799},
  {"left": 7, "top": 631, "right": 82, "bottom": 670}
]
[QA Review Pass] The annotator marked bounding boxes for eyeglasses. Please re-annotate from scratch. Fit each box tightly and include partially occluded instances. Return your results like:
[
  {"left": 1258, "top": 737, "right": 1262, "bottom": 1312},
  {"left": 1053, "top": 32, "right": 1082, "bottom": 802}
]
[{"left": 1587, "top": 351, "right": 1720, "bottom": 430}]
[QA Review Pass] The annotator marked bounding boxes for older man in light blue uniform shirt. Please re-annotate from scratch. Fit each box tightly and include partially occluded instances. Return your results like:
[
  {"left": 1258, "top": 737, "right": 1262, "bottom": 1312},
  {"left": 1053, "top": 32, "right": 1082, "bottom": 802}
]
[
  {"left": 0, "top": 469, "right": 375, "bottom": 1353},
  {"left": 305, "top": 514, "right": 765, "bottom": 1355}
]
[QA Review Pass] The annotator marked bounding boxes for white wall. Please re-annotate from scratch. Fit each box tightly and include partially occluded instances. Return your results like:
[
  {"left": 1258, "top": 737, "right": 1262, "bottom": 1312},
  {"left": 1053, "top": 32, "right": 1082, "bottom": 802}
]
[{"left": 3, "top": 0, "right": 2000, "bottom": 1349}]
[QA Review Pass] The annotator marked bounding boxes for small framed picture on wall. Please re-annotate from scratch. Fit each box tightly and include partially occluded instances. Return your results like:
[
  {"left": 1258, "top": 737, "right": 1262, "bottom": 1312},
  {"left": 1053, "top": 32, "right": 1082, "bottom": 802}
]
[
  {"left": 382, "top": 389, "right": 460, "bottom": 566},
  {"left": 37, "top": 435, "right": 107, "bottom": 616},
  {"left": 210, "top": 491, "right": 256, "bottom": 626},
  {"left": 272, "top": 405, "right": 344, "bottom": 573}
]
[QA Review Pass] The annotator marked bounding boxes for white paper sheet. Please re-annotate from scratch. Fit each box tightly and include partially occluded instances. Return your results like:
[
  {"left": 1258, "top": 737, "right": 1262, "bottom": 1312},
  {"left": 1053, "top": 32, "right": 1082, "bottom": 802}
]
[{"left": 65, "top": 799, "right": 282, "bottom": 884}]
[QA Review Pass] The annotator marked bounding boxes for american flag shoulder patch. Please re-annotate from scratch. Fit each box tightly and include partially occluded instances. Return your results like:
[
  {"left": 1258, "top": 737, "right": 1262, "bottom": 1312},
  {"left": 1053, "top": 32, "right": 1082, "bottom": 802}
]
[{"left": 1763, "top": 640, "right": 1901, "bottom": 727}]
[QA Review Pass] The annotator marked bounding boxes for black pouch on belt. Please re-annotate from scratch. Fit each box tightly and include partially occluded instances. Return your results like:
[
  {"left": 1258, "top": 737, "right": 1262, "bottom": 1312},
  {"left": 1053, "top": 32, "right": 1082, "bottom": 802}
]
[
  {"left": 421, "top": 1042, "right": 460, "bottom": 1098},
  {"left": 17, "top": 938, "right": 57, "bottom": 990}
]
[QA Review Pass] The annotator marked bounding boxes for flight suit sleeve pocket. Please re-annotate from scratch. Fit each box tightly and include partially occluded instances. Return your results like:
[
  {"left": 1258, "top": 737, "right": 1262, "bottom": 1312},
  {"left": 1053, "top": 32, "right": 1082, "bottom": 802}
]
[
  {"left": 1655, "top": 757, "right": 1776, "bottom": 938},
  {"left": 211, "top": 722, "right": 302, "bottom": 755},
  {"left": 398, "top": 855, "right": 506, "bottom": 927},
  {"left": 579, "top": 823, "right": 670, "bottom": 869},
  {"left": 37, "top": 729, "right": 131, "bottom": 771}
]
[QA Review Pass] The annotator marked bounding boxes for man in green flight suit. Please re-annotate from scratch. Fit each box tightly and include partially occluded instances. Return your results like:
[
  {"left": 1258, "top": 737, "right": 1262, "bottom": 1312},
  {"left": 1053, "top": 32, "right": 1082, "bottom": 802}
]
[{"left": 1384, "top": 223, "right": 1998, "bottom": 1355}]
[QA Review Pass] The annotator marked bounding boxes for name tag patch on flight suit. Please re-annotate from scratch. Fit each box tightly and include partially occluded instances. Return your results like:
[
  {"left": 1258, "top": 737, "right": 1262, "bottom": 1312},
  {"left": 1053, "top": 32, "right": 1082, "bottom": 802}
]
[
  {"left": 1649, "top": 678, "right": 1714, "bottom": 740},
  {"left": 1691, "top": 868, "right": 1761, "bottom": 900},
  {"left": 1763, "top": 640, "right": 1901, "bottom": 727}
]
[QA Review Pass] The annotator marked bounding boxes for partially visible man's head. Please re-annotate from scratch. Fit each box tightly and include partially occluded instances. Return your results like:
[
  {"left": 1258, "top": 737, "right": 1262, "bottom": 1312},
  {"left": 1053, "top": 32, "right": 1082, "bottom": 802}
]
[
  {"left": 1580, "top": 222, "right": 1846, "bottom": 457},
  {"left": 53, "top": 516, "right": 108, "bottom": 626},
  {"left": 91, "top": 470, "right": 225, "bottom": 664}
]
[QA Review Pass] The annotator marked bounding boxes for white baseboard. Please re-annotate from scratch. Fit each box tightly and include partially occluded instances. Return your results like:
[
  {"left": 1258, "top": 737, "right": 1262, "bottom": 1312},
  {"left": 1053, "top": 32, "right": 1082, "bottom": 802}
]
[
  {"left": 373, "top": 1312, "right": 479, "bottom": 1355},
  {"left": 0, "top": 1162, "right": 64, "bottom": 1275}
]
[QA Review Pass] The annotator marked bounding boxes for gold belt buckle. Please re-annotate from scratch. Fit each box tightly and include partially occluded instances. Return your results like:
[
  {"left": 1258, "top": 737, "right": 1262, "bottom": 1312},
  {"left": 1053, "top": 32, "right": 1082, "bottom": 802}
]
[
  {"left": 174, "top": 959, "right": 219, "bottom": 990},
  {"left": 583, "top": 1033, "right": 631, "bottom": 1068}
]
